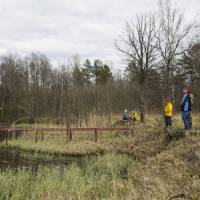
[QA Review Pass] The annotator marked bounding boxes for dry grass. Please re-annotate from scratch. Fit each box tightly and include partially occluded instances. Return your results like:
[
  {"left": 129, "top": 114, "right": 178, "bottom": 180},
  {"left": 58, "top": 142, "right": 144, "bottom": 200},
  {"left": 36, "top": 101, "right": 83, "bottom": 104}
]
[
  {"left": 1, "top": 133, "right": 200, "bottom": 199},
  {"left": 2, "top": 138, "right": 106, "bottom": 155},
  {"left": 130, "top": 134, "right": 200, "bottom": 199},
  {"left": 145, "top": 113, "right": 200, "bottom": 129},
  {"left": 4, "top": 113, "right": 200, "bottom": 157},
  {"left": 13, "top": 112, "right": 200, "bottom": 130},
  {"left": 1, "top": 113, "right": 200, "bottom": 199}
]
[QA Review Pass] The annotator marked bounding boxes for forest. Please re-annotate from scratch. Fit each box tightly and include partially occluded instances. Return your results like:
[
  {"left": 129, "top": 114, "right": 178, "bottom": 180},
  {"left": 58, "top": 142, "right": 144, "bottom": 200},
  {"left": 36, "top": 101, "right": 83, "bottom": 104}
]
[
  {"left": 0, "top": 0, "right": 200, "bottom": 199},
  {"left": 0, "top": 0, "right": 200, "bottom": 125},
  {"left": 0, "top": 40, "right": 199, "bottom": 123}
]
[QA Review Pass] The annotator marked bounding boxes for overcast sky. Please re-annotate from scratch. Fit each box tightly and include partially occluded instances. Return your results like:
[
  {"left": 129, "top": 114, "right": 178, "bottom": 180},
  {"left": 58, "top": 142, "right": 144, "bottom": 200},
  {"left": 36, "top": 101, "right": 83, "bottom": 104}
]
[{"left": 0, "top": 0, "right": 199, "bottom": 68}]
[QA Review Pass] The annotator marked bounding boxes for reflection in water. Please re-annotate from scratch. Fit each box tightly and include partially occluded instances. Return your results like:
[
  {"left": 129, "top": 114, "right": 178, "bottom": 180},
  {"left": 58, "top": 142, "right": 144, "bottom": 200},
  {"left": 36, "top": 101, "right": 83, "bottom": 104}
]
[{"left": 0, "top": 147, "right": 97, "bottom": 172}]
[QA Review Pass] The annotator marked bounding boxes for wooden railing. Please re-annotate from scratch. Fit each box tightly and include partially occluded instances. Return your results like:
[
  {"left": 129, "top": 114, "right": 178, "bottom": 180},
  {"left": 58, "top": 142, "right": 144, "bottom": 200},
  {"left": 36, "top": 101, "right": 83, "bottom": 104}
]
[{"left": 0, "top": 127, "right": 135, "bottom": 143}]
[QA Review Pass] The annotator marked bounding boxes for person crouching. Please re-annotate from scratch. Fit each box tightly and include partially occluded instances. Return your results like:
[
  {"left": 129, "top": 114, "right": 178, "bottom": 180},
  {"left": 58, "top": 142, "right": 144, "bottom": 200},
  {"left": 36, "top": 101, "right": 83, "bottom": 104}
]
[
  {"left": 132, "top": 111, "right": 139, "bottom": 122},
  {"left": 164, "top": 97, "right": 173, "bottom": 128},
  {"left": 123, "top": 109, "right": 130, "bottom": 122}
]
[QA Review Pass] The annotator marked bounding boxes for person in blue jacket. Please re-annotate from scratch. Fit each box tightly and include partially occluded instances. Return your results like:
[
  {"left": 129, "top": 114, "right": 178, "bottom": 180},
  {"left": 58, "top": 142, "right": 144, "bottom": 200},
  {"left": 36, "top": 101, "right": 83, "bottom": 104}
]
[{"left": 180, "top": 88, "right": 192, "bottom": 129}]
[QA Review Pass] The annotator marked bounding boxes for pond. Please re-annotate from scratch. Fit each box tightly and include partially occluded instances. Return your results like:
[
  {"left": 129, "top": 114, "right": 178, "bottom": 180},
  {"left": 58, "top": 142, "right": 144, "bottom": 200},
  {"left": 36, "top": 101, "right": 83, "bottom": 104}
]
[{"left": 0, "top": 146, "right": 99, "bottom": 171}]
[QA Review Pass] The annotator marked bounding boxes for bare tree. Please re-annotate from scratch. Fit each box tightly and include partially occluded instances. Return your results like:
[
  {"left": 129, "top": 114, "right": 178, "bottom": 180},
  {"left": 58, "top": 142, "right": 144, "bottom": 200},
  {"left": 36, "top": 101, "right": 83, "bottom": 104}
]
[
  {"left": 116, "top": 14, "right": 159, "bottom": 123},
  {"left": 157, "top": 0, "right": 193, "bottom": 99}
]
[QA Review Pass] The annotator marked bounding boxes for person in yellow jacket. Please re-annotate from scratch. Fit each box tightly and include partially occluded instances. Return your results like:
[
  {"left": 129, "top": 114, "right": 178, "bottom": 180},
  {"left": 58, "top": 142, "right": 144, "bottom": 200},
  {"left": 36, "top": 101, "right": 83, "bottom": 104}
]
[
  {"left": 164, "top": 97, "right": 173, "bottom": 128},
  {"left": 132, "top": 111, "right": 140, "bottom": 121}
]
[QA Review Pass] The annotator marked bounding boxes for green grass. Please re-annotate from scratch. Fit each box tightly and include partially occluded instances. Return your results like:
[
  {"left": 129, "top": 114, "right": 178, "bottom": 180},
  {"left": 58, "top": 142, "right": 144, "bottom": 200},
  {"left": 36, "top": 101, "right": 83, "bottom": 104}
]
[
  {"left": 0, "top": 153, "right": 139, "bottom": 200},
  {"left": 1, "top": 147, "right": 200, "bottom": 200},
  {"left": 1, "top": 114, "right": 200, "bottom": 199},
  {"left": 1, "top": 136, "right": 107, "bottom": 155}
]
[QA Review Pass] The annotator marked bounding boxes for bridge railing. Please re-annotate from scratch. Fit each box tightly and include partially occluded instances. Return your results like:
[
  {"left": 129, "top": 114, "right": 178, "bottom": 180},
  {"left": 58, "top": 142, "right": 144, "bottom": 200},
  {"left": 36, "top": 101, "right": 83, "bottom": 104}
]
[{"left": 0, "top": 127, "right": 135, "bottom": 143}]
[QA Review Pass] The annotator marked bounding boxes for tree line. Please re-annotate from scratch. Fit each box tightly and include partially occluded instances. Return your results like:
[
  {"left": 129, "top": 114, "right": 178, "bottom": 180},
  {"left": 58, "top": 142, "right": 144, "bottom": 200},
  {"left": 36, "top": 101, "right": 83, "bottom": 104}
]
[
  {"left": 0, "top": 0, "right": 199, "bottom": 124},
  {"left": 116, "top": 0, "right": 199, "bottom": 122}
]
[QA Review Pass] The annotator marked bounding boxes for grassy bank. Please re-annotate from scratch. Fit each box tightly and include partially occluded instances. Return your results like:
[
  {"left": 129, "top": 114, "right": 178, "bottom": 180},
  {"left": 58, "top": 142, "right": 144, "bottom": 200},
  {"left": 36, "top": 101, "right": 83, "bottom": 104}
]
[
  {"left": 0, "top": 114, "right": 200, "bottom": 199},
  {"left": 2, "top": 139, "right": 106, "bottom": 156},
  {"left": 0, "top": 154, "right": 139, "bottom": 200},
  {"left": 2, "top": 113, "right": 200, "bottom": 157},
  {"left": 1, "top": 124, "right": 163, "bottom": 157},
  {"left": 0, "top": 146, "right": 200, "bottom": 200}
]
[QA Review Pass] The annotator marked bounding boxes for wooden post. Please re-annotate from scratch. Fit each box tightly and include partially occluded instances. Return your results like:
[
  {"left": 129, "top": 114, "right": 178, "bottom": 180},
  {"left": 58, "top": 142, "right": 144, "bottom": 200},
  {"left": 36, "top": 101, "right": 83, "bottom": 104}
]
[
  {"left": 8, "top": 130, "right": 11, "bottom": 140},
  {"left": 140, "top": 103, "right": 145, "bottom": 123},
  {"left": 66, "top": 130, "right": 69, "bottom": 143},
  {"left": 25, "top": 130, "right": 27, "bottom": 139},
  {"left": 95, "top": 128, "right": 98, "bottom": 143},
  {"left": 5, "top": 131, "right": 8, "bottom": 145},
  {"left": 15, "top": 130, "right": 18, "bottom": 140},
  {"left": 67, "top": 123, "right": 70, "bottom": 143},
  {"left": 69, "top": 130, "right": 72, "bottom": 142},
  {"left": 35, "top": 131, "right": 38, "bottom": 143},
  {"left": 12, "top": 130, "right": 14, "bottom": 140},
  {"left": 41, "top": 131, "right": 44, "bottom": 141}
]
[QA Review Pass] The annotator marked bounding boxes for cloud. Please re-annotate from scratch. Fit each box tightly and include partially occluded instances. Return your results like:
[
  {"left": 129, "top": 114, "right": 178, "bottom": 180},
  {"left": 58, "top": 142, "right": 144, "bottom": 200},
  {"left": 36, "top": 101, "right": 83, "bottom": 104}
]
[{"left": 0, "top": 0, "right": 199, "bottom": 68}]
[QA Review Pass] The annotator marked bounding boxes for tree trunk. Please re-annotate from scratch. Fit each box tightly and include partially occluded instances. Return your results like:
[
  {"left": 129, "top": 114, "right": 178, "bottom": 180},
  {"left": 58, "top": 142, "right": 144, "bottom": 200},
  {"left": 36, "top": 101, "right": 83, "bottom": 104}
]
[
  {"left": 170, "top": 69, "right": 175, "bottom": 104},
  {"left": 59, "top": 79, "right": 64, "bottom": 122},
  {"left": 139, "top": 82, "right": 145, "bottom": 123},
  {"left": 165, "top": 64, "right": 171, "bottom": 96}
]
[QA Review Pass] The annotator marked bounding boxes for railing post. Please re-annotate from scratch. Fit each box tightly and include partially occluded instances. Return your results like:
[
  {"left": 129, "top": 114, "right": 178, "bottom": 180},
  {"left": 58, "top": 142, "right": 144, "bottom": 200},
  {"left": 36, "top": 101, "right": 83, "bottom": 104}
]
[
  {"left": 35, "top": 131, "right": 38, "bottom": 143},
  {"left": 8, "top": 129, "right": 11, "bottom": 140},
  {"left": 12, "top": 130, "right": 14, "bottom": 140},
  {"left": 66, "top": 130, "right": 69, "bottom": 143},
  {"left": 69, "top": 130, "right": 72, "bottom": 142},
  {"left": 15, "top": 130, "right": 18, "bottom": 140},
  {"left": 25, "top": 130, "right": 27, "bottom": 139},
  {"left": 95, "top": 128, "right": 98, "bottom": 143},
  {"left": 5, "top": 130, "right": 8, "bottom": 145},
  {"left": 41, "top": 131, "right": 44, "bottom": 141}
]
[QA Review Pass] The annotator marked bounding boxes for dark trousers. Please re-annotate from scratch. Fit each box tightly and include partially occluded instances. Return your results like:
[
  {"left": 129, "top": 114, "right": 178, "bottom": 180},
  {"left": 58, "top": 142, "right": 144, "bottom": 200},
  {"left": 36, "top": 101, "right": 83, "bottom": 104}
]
[
  {"left": 123, "top": 116, "right": 129, "bottom": 122},
  {"left": 182, "top": 111, "right": 191, "bottom": 129},
  {"left": 165, "top": 116, "right": 172, "bottom": 127}
]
